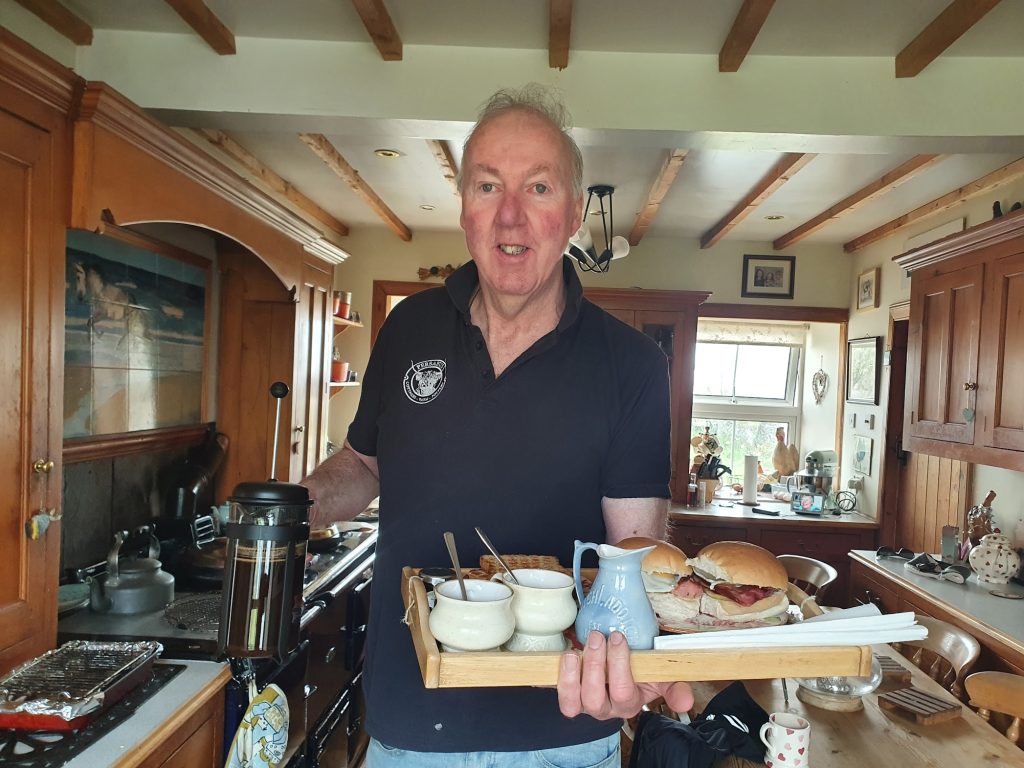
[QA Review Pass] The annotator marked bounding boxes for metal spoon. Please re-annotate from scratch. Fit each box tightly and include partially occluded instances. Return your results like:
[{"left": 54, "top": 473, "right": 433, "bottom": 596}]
[
  {"left": 443, "top": 531, "right": 469, "bottom": 601},
  {"left": 475, "top": 527, "right": 520, "bottom": 586}
]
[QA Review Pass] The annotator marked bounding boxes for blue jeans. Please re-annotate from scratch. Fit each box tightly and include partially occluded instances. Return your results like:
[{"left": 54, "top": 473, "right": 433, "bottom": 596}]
[{"left": 366, "top": 733, "right": 620, "bottom": 768}]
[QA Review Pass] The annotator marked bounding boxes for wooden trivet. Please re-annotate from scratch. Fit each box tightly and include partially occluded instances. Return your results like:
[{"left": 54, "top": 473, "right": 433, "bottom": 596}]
[
  {"left": 878, "top": 687, "right": 962, "bottom": 725},
  {"left": 874, "top": 654, "right": 913, "bottom": 683}
]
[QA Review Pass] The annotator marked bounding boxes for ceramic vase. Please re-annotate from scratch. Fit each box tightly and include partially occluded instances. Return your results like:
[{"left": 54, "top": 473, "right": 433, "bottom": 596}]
[{"left": 968, "top": 533, "right": 1021, "bottom": 584}]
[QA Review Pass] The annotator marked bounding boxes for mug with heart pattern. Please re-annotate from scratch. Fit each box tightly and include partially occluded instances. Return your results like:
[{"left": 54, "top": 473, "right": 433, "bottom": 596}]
[{"left": 759, "top": 711, "right": 810, "bottom": 767}]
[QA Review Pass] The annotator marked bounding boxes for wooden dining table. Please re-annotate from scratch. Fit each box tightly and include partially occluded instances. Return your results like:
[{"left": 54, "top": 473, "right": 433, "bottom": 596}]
[{"left": 682, "top": 644, "right": 1024, "bottom": 767}]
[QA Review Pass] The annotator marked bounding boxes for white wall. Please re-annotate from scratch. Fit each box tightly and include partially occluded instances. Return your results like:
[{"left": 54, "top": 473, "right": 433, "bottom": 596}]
[
  {"left": 328, "top": 229, "right": 850, "bottom": 443},
  {"left": 799, "top": 322, "right": 840, "bottom": 458},
  {"left": 842, "top": 179, "right": 1024, "bottom": 520}
]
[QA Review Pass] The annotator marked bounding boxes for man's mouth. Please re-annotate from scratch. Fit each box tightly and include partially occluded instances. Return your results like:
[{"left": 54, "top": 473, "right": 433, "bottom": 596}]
[{"left": 498, "top": 244, "right": 527, "bottom": 255}]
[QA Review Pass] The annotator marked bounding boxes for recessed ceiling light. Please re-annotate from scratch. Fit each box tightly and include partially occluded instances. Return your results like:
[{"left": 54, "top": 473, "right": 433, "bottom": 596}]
[
  {"left": 419, "top": 204, "right": 436, "bottom": 211},
  {"left": 764, "top": 214, "right": 785, "bottom": 221},
  {"left": 374, "top": 148, "right": 402, "bottom": 159}
]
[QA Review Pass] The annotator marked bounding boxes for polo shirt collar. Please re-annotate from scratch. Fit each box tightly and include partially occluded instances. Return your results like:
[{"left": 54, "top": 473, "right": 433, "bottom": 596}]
[{"left": 445, "top": 256, "right": 583, "bottom": 331}]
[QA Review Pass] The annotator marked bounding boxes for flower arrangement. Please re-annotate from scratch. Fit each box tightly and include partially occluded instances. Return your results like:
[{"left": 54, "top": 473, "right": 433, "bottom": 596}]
[{"left": 690, "top": 426, "right": 730, "bottom": 480}]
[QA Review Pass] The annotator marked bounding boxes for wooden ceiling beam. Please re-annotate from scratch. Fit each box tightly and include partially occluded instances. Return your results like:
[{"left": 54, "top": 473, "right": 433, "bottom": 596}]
[
  {"left": 164, "top": 0, "right": 235, "bottom": 55},
  {"left": 719, "top": 0, "right": 776, "bottom": 72},
  {"left": 774, "top": 154, "right": 946, "bottom": 250},
  {"left": 896, "top": 0, "right": 1002, "bottom": 78},
  {"left": 844, "top": 156, "right": 1024, "bottom": 253},
  {"left": 426, "top": 139, "right": 459, "bottom": 195},
  {"left": 700, "top": 153, "right": 815, "bottom": 249},
  {"left": 11, "top": 0, "right": 92, "bottom": 45},
  {"left": 300, "top": 133, "right": 412, "bottom": 241},
  {"left": 549, "top": 0, "right": 573, "bottom": 69},
  {"left": 628, "top": 149, "right": 688, "bottom": 246},
  {"left": 192, "top": 129, "right": 349, "bottom": 237},
  {"left": 351, "top": 0, "right": 402, "bottom": 61}
]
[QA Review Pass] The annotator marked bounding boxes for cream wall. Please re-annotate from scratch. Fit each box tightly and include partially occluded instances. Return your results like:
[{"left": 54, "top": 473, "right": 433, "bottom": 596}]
[
  {"left": 842, "top": 179, "right": 1024, "bottom": 521},
  {"left": 800, "top": 322, "right": 841, "bottom": 459},
  {"left": 328, "top": 230, "right": 850, "bottom": 443}
]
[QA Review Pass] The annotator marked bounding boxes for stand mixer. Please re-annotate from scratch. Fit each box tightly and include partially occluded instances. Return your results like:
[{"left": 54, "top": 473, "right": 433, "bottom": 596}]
[{"left": 791, "top": 449, "right": 839, "bottom": 515}]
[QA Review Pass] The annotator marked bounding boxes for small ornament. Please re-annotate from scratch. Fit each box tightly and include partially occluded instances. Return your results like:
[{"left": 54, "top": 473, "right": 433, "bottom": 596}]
[
  {"left": 811, "top": 368, "right": 828, "bottom": 405},
  {"left": 417, "top": 264, "right": 458, "bottom": 281}
]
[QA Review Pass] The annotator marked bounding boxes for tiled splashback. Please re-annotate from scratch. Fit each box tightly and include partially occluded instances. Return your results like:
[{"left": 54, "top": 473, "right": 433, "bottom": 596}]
[{"left": 60, "top": 446, "right": 189, "bottom": 573}]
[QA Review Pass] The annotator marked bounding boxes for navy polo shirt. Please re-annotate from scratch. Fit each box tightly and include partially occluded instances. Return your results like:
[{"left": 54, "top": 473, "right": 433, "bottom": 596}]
[{"left": 349, "top": 256, "right": 670, "bottom": 753}]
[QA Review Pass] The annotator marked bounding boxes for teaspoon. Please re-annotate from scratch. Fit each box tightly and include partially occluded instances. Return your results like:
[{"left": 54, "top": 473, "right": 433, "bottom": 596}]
[
  {"left": 474, "top": 527, "right": 520, "bottom": 586},
  {"left": 443, "top": 531, "right": 469, "bottom": 601}
]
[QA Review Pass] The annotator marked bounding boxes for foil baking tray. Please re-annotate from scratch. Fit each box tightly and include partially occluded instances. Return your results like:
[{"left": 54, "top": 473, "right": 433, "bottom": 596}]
[{"left": 0, "top": 640, "right": 162, "bottom": 731}]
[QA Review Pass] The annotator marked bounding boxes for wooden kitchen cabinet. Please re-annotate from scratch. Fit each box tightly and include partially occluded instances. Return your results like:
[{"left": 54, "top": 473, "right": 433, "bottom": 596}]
[
  {"left": 897, "top": 214, "right": 1024, "bottom": 471},
  {"left": 585, "top": 289, "right": 711, "bottom": 502},
  {"left": 0, "top": 32, "right": 76, "bottom": 673},
  {"left": 849, "top": 556, "right": 1024, "bottom": 677}
]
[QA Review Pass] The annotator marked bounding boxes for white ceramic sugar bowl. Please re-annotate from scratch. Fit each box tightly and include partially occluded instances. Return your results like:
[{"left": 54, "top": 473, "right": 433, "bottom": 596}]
[{"left": 968, "top": 533, "right": 1021, "bottom": 584}]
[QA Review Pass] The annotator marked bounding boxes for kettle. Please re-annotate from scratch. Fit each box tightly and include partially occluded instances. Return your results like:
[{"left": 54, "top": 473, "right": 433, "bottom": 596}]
[{"left": 89, "top": 527, "right": 175, "bottom": 614}]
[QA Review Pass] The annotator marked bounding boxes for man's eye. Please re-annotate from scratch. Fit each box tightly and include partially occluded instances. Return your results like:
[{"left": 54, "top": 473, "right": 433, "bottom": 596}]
[
  {"left": 533, "top": 183, "right": 548, "bottom": 194},
  {"left": 480, "top": 182, "right": 495, "bottom": 193}
]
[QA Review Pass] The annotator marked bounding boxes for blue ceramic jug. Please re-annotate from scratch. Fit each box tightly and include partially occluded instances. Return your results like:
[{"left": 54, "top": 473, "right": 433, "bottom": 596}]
[{"left": 573, "top": 540, "right": 659, "bottom": 650}]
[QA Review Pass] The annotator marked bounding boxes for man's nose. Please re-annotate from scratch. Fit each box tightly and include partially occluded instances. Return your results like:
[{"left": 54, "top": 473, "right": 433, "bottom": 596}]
[{"left": 496, "top": 191, "right": 526, "bottom": 226}]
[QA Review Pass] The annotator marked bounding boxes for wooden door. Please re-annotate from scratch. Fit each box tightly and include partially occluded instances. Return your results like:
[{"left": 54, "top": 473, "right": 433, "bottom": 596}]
[
  {"left": 0, "top": 108, "right": 61, "bottom": 669},
  {"left": 906, "top": 264, "right": 984, "bottom": 444},
  {"left": 978, "top": 248, "right": 1024, "bottom": 452},
  {"left": 290, "top": 262, "right": 333, "bottom": 481}
]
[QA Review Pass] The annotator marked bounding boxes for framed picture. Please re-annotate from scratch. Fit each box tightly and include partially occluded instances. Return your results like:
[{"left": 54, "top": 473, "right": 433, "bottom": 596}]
[
  {"left": 64, "top": 228, "right": 210, "bottom": 443},
  {"left": 852, "top": 435, "right": 874, "bottom": 476},
  {"left": 741, "top": 254, "right": 796, "bottom": 300},
  {"left": 857, "top": 267, "right": 880, "bottom": 311},
  {"left": 846, "top": 336, "right": 881, "bottom": 405}
]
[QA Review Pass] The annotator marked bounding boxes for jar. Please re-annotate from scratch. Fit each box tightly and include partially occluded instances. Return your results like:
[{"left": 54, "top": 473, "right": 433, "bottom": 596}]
[
  {"left": 419, "top": 566, "right": 454, "bottom": 608},
  {"left": 968, "top": 533, "right": 1021, "bottom": 585}
]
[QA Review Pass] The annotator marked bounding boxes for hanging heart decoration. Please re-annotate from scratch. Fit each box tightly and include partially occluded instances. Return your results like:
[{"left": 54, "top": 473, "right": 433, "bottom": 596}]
[{"left": 811, "top": 369, "right": 828, "bottom": 405}]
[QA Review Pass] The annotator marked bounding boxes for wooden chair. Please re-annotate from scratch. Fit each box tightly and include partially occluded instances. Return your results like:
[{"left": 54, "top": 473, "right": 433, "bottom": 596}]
[
  {"left": 893, "top": 614, "right": 980, "bottom": 699},
  {"left": 777, "top": 554, "right": 838, "bottom": 605},
  {"left": 965, "top": 670, "right": 1024, "bottom": 747}
]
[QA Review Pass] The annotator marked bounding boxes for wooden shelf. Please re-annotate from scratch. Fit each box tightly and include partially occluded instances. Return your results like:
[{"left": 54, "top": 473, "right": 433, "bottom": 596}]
[{"left": 333, "top": 315, "right": 363, "bottom": 329}]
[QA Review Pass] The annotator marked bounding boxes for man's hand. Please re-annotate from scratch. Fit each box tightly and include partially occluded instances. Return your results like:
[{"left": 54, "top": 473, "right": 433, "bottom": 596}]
[{"left": 556, "top": 630, "right": 693, "bottom": 720}]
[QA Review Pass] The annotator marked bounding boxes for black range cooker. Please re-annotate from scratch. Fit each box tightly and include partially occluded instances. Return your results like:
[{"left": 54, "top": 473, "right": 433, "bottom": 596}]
[{"left": 57, "top": 524, "right": 376, "bottom": 768}]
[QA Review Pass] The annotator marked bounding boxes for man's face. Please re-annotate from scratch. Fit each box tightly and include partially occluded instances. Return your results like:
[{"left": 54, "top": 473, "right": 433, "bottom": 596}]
[{"left": 460, "top": 110, "right": 583, "bottom": 299}]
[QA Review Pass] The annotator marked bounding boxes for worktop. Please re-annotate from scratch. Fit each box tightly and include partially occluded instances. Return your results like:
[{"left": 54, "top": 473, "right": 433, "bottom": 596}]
[
  {"left": 65, "top": 659, "right": 230, "bottom": 768},
  {"left": 669, "top": 498, "right": 877, "bottom": 528},
  {"left": 850, "top": 549, "right": 1024, "bottom": 675}
]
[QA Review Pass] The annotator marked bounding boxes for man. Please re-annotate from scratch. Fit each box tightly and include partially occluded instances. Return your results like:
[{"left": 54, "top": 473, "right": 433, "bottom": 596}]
[{"left": 303, "top": 84, "right": 692, "bottom": 767}]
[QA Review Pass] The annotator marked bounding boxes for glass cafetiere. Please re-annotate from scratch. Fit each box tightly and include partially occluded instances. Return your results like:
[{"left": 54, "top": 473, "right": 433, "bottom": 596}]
[{"left": 218, "top": 480, "right": 311, "bottom": 659}]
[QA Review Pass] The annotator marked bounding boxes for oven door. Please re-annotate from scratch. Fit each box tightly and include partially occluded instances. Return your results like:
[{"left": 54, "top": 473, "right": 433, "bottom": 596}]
[{"left": 306, "top": 671, "right": 367, "bottom": 768}]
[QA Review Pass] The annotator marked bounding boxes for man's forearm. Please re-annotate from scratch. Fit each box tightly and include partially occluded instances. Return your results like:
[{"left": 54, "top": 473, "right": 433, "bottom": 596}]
[
  {"left": 302, "top": 443, "right": 380, "bottom": 527},
  {"left": 602, "top": 497, "right": 668, "bottom": 544}
]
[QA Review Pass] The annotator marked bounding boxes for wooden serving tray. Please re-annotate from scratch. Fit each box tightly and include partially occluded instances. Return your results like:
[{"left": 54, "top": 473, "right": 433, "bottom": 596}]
[{"left": 401, "top": 567, "right": 873, "bottom": 689}]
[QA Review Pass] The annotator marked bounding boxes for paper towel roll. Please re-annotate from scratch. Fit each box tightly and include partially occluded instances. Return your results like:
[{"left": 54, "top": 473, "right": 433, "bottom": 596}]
[{"left": 743, "top": 455, "right": 758, "bottom": 504}]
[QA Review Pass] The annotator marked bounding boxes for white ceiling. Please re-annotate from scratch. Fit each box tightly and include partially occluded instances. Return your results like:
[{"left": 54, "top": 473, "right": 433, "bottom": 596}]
[{"left": 21, "top": 0, "right": 1024, "bottom": 250}]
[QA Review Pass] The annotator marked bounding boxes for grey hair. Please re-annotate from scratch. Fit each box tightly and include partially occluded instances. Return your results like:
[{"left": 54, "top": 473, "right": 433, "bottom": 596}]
[{"left": 457, "top": 83, "right": 584, "bottom": 199}]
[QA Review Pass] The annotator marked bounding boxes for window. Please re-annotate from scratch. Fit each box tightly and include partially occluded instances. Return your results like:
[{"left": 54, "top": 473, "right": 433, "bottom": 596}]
[{"left": 691, "top": 321, "right": 805, "bottom": 485}]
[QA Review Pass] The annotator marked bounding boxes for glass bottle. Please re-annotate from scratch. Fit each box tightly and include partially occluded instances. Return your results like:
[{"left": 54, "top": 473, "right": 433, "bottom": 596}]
[{"left": 687, "top": 473, "right": 699, "bottom": 508}]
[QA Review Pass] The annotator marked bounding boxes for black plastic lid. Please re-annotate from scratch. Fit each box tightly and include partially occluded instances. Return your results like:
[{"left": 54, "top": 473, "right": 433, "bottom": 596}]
[{"left": 228, "top": 480, "right": 313, "bottom": 506}]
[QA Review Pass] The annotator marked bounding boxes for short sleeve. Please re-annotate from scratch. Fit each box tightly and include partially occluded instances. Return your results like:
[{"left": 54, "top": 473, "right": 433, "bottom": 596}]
[{"left": 345, "top": 320, "right": 392, "bottom": 457}]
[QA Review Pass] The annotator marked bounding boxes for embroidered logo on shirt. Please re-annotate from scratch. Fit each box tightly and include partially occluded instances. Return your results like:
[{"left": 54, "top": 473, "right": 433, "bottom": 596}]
[{"left": 403, "top": 359, "right": 446, "bottom": 404}]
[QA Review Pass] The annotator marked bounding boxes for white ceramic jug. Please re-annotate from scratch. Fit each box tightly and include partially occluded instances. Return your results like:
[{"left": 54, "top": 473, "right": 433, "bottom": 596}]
[{"left": 968, "top": 533, "right": 1021, "bottom": 584}]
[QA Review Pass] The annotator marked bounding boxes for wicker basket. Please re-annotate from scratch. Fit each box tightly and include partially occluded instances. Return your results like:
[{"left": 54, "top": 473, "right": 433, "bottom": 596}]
[{"left": 479, "top": 554, "right": 571, "bottom": 576}]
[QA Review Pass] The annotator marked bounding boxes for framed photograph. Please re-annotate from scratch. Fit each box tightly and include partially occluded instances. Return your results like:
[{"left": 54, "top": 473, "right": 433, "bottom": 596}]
[
  {"left": 857, "top": 267, "right": 880, "bottom": 311},
  {"left": 741, "top": 254, "right": 796, "bottom": 300},
  {"left": 852, "top": 435, "right": 874, "bottom": 476},
  {"left": 64, "top": 228, "right": 210, "bottom": 442},
  {"left": 846, "top": 336, "right": 881, "bottom": 405}
]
